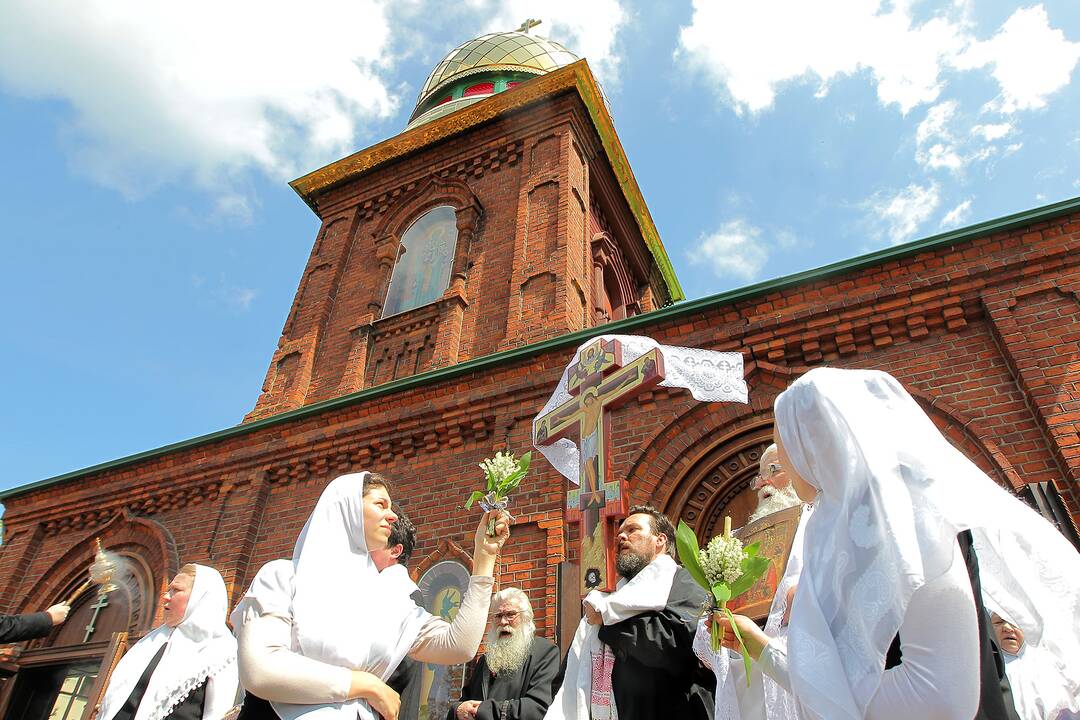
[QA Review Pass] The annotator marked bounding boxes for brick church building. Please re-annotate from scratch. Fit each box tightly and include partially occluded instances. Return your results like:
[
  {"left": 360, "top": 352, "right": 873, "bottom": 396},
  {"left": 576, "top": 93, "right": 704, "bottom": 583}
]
[{"left": 1, "top": 28, "right": 1078, "bottom": 720}]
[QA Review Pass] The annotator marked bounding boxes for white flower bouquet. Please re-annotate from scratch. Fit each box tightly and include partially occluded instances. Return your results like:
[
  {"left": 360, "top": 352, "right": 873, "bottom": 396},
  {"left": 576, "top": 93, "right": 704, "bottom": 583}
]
[
  {"left": 677, "top": 517, "right": 771, "bottom": 679},
  {"left": 465, "top": 450, "right": 531, "bottom": 535}
]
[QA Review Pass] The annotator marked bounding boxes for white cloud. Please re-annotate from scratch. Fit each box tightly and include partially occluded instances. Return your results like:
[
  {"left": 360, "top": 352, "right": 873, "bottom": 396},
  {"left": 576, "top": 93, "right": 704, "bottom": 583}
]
[
  {"left": 474, "top": 0, "right": 627, "bottom": 84},
  {"left": 0, "top": 0, "right": 399, "bottom": 209},
  {"left": 956, "top": 6, "right": 1080, "bottom": 114},
  {"left": 677, "top": 0, "right": 968, "bottom": 115},
  {"left": 865, "top": 182, "right": 941, "bottom": 245},
  {"left": 941, "top": 198, "right": 973, "bottom": 228},
  {"left": 972, "top": 122, "right": 1014, "bottom": 142},
  {"left": 687, "top": 219, "right": 771, "bottom": 280},
  {"left": 678, "top": 1, "right": 1079, "bottom": 122},
  {"left": 915, "top": 101, "right": 964, "bottom": 171}
]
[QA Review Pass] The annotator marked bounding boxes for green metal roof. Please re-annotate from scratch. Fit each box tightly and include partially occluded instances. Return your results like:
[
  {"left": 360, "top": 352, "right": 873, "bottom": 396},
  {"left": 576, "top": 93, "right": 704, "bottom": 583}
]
[{"left": 3, "top": 193, "right": 1078, "bottom": 503}]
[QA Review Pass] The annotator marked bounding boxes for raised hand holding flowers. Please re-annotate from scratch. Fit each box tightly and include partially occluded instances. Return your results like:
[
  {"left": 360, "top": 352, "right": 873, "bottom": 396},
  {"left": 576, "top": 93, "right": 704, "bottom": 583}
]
[
  {"left": 465, "top": 450, "right": 531, "bottom": 536},
  {"left": 676, "top": 517, "right": 771, "bottom": 682}
]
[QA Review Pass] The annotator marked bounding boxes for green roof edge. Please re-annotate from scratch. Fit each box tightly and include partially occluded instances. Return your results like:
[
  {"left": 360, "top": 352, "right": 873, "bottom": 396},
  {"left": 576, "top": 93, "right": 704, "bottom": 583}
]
[{"left": 4, "top": 194, "right": 1077, "bottom": 502}]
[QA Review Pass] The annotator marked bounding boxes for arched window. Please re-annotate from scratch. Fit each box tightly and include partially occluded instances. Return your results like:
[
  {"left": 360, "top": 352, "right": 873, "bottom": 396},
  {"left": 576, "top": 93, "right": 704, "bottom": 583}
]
[{"left": 383, "top": 206, "right": 459, "bottom": 317}]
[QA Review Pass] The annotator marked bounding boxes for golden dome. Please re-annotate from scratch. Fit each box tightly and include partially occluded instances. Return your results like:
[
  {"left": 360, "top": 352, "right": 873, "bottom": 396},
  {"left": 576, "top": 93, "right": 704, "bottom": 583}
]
[{"left": 408, "top": 31, "right": 578, "bottom": 127}]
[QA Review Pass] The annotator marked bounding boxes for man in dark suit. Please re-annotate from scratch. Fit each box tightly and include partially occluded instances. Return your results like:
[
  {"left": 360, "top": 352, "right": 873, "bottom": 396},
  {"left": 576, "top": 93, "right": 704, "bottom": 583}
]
[
  {"left": 375, "top": 509, "right": 425, "bottom": 720},
  {"left": 0, "top": 603, "right": 69, "bottom": 643},
  {"left": 448, "top": 588, "right": 559, "bottom": 720}
]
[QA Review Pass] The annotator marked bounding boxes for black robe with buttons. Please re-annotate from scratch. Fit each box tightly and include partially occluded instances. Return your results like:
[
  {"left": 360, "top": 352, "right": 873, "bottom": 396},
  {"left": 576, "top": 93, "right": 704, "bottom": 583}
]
[
  {"left": 596, "top": 566, "right": 715, "bottom": 720},
  {"left": 448, "top": 636, "right": 560, "bottom": 720}
]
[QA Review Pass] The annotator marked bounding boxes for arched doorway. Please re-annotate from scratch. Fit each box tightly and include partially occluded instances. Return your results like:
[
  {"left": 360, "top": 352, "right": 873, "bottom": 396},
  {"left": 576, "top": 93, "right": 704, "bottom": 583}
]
[
  {"left": 662, "top": 417, "right": 775, "bottom": 538},
  {"left": 1, "top": 551, "right": 155, "bottom": 720}
]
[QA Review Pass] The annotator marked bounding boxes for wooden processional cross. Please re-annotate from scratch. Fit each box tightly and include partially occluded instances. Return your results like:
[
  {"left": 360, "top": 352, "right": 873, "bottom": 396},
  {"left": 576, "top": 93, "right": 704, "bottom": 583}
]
[{"left": 533, "top": 338, "right": 665, "bottom": 595}]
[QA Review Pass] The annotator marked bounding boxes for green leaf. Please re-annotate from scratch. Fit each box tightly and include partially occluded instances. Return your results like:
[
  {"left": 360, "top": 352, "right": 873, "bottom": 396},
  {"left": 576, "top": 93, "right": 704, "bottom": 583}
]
[
  {"left": 744, "top": 542, "right": 760, "bottom": 558},
  {"left": 723, "top": 606, "right": 754, "bottom": 685},
  {"left": 712, "top": 584, "right": 731, "bottom": 604},
  {"left": 729, "top": 558, "right": 771, "bottom": 597},
  {"left": 518, "top": 451, "right": 532, "bottom": 472},
  {"left": 464, "top": 490, "right": 485, "bottom": 509},
  {"left": 675, "top": 521, "right": 709, "bottom": 590}
]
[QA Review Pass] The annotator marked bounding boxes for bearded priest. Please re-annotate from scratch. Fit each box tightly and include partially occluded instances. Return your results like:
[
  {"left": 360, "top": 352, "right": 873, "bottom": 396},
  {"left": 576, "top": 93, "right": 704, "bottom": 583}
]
[{"left": 449, "top": 588, "right": 560, "bottom": 720}]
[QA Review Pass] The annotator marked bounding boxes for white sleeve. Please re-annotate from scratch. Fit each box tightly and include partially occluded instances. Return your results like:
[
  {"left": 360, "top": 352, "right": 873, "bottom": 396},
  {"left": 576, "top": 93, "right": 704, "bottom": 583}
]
[
  {"left": 408, "top": 575, "right": 494, "bottom": 664},
  {"left": 201, "top": 663, "right": 240, "bottom": 720},
  {"left": 236, "top": 613, "right": 352, "bottom": 704},
  {"left": 866, "top": 542, "right": 980, "bottom": 720},
  {"left": 758, "top": 637, "right": 793, "bottom": 693}
]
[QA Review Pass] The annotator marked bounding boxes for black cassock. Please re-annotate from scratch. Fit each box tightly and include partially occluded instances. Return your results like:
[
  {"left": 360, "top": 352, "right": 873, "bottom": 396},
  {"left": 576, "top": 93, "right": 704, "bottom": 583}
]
[
  {"left": 597, "top": 566, "right": 715, "bottom": 720},
  {"left": 447, "top": 637, "right": 560, "bottom": 720}
]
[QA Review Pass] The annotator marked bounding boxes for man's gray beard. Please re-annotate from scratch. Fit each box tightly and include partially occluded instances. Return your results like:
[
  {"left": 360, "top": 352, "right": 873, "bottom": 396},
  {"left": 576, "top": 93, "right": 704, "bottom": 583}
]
[
  {"left": 748, "top": 484, "right": 802, "bottom": 523},
  {"left": 615, "top": 550, "right": 650, "bottom": 580},
  {"left": 485, "top": 624, "right": 534, "bottom": 675}
]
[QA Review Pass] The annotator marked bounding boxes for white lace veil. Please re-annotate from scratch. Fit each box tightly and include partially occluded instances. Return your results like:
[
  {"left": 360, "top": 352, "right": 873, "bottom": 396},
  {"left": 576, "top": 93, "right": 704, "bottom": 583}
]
[
  {"left": 774, "top": 367, "right": 1080, "bottom": 720},
  {"left": 274, "top": 472, "right": 429, "bottom": 720},
  {"left": 98, "top": 564, "right": 237, "bottom": 720},
  {"left": 761, "top": 506, "right": 812, "bottom": 720}
]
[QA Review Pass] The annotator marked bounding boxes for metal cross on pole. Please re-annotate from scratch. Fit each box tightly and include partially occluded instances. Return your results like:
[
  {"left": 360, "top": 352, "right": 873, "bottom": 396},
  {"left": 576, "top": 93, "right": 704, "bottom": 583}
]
[{"left": 534, "top": 338, "right": 665, "bottom": 595}]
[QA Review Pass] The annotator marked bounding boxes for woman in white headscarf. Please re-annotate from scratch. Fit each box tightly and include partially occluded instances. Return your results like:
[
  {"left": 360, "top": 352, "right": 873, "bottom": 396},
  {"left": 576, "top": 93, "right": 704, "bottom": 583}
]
[
  {"left": 989, "top": 607, "right": 1077, "bottom": 720},
  {"left": 234, "top": 471, "right": 510, "bottom": 720},
  {"left": 715, "top": 367, "right": 1080, "bottom": 720},
  {"left": 96, "top": 563, "right": 239, "bottom": 720}
]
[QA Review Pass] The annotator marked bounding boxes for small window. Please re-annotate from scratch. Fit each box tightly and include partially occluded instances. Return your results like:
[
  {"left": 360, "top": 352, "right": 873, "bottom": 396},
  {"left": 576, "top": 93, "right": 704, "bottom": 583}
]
[
  {"left": 383, "top": 206, "right": 459, "bottom": 317},
  {"left": 463, "top": 82, "right": 495, "bottom": 97}
]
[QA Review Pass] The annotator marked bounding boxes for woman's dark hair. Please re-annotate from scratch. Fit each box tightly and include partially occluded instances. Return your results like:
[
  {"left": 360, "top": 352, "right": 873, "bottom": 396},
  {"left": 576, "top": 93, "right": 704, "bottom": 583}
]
[{"left": 362, "top": 472, "right": 393, "bottom": 498}]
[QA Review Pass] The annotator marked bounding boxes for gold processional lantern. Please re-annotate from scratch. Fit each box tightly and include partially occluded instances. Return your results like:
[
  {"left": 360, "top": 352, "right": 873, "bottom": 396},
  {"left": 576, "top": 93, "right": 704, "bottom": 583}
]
[{"left": 64, "top": 538, "right": 119, "bottom": 605}]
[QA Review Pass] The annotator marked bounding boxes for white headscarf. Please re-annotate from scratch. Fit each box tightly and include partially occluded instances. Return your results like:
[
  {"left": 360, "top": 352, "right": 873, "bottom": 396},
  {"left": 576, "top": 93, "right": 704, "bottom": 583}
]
[
  {"left": 774, "top": 367, "right": 1080, "bottom": 720},
  {"left": 98, "top": 565, "right": 237, "bottom": 720},
  {"left": 273, "top": 472, "right": 429, "bottom": 720},
  {"left": 988, "top": 603, "right": 1080, "bottom": 720},
  {"left": 229, "top": 558, "right": 294, "bottom": 636}
]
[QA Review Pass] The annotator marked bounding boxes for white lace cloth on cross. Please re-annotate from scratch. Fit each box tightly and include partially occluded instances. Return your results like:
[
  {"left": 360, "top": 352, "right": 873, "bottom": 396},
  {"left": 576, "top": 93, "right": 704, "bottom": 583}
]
[{"left": 533, "top": 334, "right": 747, "bottom": 484}]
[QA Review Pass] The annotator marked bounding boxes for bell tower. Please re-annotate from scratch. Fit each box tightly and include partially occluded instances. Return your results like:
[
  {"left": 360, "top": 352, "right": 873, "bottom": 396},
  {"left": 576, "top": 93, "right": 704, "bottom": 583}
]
[{"left": 246, "top": 29, "right": 683, "bottom": 422}]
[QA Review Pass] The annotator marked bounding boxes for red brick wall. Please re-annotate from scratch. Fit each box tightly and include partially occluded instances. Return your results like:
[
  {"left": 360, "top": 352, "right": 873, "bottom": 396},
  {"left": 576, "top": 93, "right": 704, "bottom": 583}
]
[{"left": 2, "top": 178, "right": 1077, "bottom": 659}]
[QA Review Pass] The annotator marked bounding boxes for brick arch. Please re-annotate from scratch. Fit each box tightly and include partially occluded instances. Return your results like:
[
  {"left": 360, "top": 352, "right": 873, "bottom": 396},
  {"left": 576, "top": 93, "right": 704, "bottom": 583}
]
[
  {"left": 19, "top": 509, "right": 178, "bottom": 635},
  {"left": 632, "top": 360, "right": 1024, "bottom": 539},
  {"left": 371, "top": 175, "right": 482, "bottom": 243},
  {"left": 906, "top": 388, "right": 1024, "bottom": 491}
]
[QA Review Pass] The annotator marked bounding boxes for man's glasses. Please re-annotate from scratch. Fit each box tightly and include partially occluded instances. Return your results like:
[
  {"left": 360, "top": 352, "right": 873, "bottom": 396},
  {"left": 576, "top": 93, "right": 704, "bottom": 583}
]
[
  {"left": 493, "top": 610, "right": 520, "bottom": 622},
  {"left": 753, "top": 462, "right": 783, "bottom": 485}
]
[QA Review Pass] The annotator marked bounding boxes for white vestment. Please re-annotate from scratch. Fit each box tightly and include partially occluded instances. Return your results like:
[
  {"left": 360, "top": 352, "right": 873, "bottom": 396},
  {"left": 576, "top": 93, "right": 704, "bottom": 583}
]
[{"left": 543, "top": 554, "right": 678, "bottom": 720}]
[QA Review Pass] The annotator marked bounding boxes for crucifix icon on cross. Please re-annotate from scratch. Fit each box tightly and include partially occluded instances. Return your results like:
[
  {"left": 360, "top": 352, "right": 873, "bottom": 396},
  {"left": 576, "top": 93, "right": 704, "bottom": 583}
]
[{"left": 534, "top": 338, "right": 665, "bottom": 595}]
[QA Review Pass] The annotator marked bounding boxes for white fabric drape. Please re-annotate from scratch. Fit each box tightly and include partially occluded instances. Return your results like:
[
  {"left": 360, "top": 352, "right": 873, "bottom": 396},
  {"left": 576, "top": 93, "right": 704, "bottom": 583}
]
[
  {"left": 773, "top": 367, "right": 1080, "bottom": 720},
  {"left": 271, "top": 472, "right": 429, "bottom": 720},
  {"left": 693, "top": 507, "right": 811, "bottom": 720},
  {"left": 98, "top": 565, "right": 238, "bottom": 720},
  {"left": 534, "top": 335, "right": 747, "bottom": 485},
  {"left": 544, "top": 554, "right": 678, "bottom": 720},
  {"left": 229, "top": 558, "right": 293, "bottom": 636}
]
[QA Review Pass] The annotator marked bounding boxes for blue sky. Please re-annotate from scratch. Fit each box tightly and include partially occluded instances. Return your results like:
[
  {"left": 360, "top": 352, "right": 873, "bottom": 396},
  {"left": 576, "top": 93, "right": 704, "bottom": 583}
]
[{"left": 2, "top": 0, "right": 1078, "bottom": 493}]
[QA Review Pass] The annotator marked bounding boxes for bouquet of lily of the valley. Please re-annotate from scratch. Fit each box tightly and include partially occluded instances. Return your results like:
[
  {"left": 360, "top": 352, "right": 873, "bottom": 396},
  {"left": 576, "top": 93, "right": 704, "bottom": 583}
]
[
  {"left": 677, "top": 517, "right": 771, "bottom": 681},
  {"left": 465, "top": 450, "right": 531, "bottom": 536}
]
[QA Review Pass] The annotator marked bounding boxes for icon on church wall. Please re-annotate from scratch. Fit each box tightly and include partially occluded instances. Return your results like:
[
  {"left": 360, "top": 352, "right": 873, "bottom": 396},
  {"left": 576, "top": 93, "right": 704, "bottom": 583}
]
[
  {"left": 416, "top": 560, "right": 471, "bottom": 720},
  {"left": 383, "top": 205, "right": 458, "bottom": 317}
]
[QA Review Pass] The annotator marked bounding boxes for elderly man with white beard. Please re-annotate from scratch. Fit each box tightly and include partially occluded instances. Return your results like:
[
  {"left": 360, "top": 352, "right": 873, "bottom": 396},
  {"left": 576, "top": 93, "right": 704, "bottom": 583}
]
[{"left": 448, "top": 588, "right": 560, "bottom": 720}]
